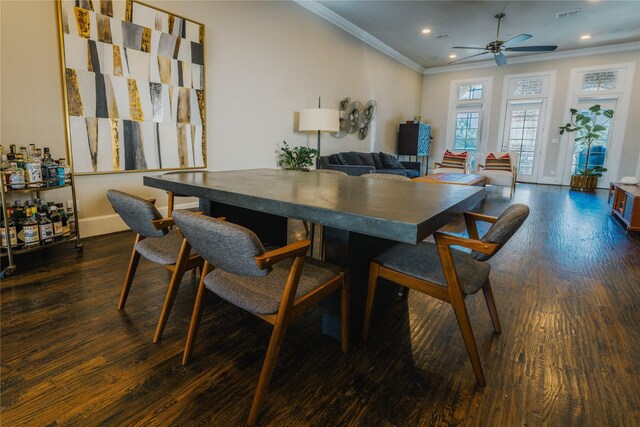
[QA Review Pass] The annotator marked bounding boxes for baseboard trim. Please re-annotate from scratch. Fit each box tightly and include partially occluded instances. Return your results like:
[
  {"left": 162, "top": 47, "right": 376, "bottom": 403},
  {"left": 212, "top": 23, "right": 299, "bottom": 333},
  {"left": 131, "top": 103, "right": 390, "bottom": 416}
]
[{"left": 78, "top": 202, "right": 199, "bottom": 238}]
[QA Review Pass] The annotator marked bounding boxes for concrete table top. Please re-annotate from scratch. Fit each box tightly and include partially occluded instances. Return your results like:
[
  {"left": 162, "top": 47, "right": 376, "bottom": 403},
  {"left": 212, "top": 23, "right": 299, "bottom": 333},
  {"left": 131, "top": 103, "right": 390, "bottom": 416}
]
[{"left": 144, "top": 169, "right": 485, "bottom": 244}]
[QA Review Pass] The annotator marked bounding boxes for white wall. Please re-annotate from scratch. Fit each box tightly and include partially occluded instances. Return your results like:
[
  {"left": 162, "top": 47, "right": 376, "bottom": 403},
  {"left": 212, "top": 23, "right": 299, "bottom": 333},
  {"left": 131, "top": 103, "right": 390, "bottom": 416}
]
[
  {"left": 0, "top": 0, "right": 423, "bottom": 236},
  {"left": 420, "top": 50, "right": 640, "bottom": 182}
]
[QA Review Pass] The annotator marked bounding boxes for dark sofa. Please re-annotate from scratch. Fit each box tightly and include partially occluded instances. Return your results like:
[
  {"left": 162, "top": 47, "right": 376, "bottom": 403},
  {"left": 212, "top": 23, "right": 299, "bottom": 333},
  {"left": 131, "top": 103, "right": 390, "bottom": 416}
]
[{"left": 318, "top": 152, "right": 420, "bottom": 177}]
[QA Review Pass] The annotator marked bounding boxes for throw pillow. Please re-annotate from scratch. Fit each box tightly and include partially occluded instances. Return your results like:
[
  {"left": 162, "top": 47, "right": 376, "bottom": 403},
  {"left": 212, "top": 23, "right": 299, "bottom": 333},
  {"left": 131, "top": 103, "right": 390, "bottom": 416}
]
[
  {"left": 354, "top": 152, "right": 376, "bottom": 168},
  {"left": 440, "top": 150, "right": 467, "bottom": 169},
  {"left": 371, "top": 152, "right": 385, "bottom": 170},
  {"left": 484, "top": 153, "right": 512, "bottom": 171},
  {"left": 328, "top": 153, "right": 344, "bottom": 165},
  {"left": 338, "top": 152, "right": 364, "bottom": 166},
  {"left": 379, "top": 152, "right": 405, "bottom": 169}
]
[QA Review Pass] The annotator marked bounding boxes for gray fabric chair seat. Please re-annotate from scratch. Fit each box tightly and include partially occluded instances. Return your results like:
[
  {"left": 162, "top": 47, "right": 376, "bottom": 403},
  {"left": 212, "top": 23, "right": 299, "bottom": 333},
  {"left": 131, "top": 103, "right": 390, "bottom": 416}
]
[
  {"left": 204, "top": 257, "right": 341, "bottom": 315},
  {"left": 135, "top": 230, "right": 195, "bottom": 265},
  {"left": 374, "top": 241, "right": 490, "bottom": 295}
]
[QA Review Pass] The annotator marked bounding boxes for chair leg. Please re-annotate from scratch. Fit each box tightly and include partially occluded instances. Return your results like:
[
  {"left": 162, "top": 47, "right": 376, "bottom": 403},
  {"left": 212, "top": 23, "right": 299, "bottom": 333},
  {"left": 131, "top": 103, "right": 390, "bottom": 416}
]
[
  {"left": 167, "top": 191, "right": 175, "bottom": 216},
  {"left": 482, "top": 279, "right": 502, "bottom": 334},
  {"left": 118, "top": 237, "right": 142, "bottom": 310},
  {"left": 309, "top": 223, "right": 316, "bottom": 258},
  {"left": 248, "top": 314, "right": 291, "bottom": 426},
  {"left": 362, "top": 262, "right": 380, "bottom": 340},
  {"left": 182, "top": 261, "right": 211, "bottom": 366},
  {"left": 153, "top": 264, "right": 188, "bottom": 343},
  {"left": 340, "top": 276, "right": 350, "bottom": 353},
  {"left": 450, "top": 297, "right": 486, "bottom": 386}
]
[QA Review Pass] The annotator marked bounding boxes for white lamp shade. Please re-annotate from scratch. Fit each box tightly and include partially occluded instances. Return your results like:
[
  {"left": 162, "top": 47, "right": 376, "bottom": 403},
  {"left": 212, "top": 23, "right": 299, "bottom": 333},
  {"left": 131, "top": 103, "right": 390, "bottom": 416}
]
[{"left": 299, "top": 108, "right": 340, "bottom": 132}]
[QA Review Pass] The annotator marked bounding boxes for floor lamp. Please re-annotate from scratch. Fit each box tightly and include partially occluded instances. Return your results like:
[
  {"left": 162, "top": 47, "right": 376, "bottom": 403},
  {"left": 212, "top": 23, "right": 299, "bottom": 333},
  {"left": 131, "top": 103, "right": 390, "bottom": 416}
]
[{"left": 299, "top": 99, "right": 340, "bottom": 168}]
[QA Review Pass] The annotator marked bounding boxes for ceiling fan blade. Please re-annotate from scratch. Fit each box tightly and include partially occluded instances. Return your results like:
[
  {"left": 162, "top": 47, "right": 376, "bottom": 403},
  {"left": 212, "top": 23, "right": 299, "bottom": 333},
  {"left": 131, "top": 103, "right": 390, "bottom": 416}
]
[
  {"left": 494, "top": 52, "right": 507, "bottom": 66},
  {"left": 502, "top": 34, "right": 532, "bottom": 48},
  {"left": 505, "top": 45, "right": 558, "bottom": 52},
  {"left": 448, "top": 51, "right": 490, "bottom": 64},
  {"left": 451, "top": 46, "right": 490, "bottom": 50}
]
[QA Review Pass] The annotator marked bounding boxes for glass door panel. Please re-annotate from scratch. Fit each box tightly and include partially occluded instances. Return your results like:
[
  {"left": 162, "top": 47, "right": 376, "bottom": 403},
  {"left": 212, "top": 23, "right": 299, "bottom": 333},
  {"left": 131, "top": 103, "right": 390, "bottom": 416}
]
[
  {"left": 501, "top": 100, "right": 545, "bottom": 183},
  {"left": 570, "top": 99, "right": 616, "bottom": 179}
]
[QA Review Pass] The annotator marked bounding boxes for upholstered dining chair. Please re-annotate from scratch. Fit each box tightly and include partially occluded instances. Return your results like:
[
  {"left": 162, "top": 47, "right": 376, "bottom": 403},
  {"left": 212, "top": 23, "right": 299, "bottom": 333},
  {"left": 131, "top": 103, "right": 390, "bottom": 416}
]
[
  {"left": 477, "top": 152, "right": 519, "bottom": 196},
  {"left": 172, "top": 210, "right": 349, "bottom": 426},
  {"left": 431, "top": 150, "right": 471, "bottom": 174},
  {"left": 106, "top": 190, "right": 203, "bottom": 343},
  {"left": 363, "top": 204, "right": 529, "bottom": 386},
  {"left": 361, "top": 173, "right": 412, "bottom": 181}
]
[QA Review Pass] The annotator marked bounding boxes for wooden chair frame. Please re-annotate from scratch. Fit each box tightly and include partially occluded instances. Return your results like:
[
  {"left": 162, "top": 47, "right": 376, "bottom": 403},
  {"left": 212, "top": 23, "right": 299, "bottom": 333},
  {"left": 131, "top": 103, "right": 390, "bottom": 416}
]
[
  {"left": 181, "top": 239, "right": 349, "bottom": 426},
  {"left": 363, "top": 211, "right": 502, "bottom": 386},
  {"left": 116, "top": 200, "right": 204, "bottom": 343}
]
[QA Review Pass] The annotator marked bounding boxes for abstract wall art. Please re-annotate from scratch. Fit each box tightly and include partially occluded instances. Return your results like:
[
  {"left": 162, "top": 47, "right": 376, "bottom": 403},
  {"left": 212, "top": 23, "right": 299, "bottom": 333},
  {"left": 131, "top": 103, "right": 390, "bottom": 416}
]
[{"left": 58, "top": 0, "right": 206, "bottom": 174}]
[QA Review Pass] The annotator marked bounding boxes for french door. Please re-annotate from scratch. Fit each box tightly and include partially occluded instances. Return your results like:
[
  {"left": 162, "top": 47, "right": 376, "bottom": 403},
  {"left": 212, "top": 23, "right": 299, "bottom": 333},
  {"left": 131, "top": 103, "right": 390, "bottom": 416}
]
[
  {"left": 501, "top": 99, "right": 547, "bottom": 183},
  {"left": 568, "top": 98, "right": 616, "bottom": 186}
]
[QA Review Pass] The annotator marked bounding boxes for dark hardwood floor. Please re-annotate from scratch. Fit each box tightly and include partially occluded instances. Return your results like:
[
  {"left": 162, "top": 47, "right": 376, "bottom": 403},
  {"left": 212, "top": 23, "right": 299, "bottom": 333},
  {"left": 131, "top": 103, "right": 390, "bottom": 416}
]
[{"left": 2, "top": 184, "right": 639, "bottom": 426}]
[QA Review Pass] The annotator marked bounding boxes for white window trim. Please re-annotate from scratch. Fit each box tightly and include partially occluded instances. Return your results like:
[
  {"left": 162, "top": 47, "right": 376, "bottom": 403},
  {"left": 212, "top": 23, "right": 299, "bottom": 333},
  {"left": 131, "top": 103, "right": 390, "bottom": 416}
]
[
  {"left": 495, "top": 71, "right": 556, "bottom": 184},
  {"left": 557, "top": 62, "right": 636, "bottom": 187},
  {"left": 444, "top": 77, "right": 493, "bottom": 170}
]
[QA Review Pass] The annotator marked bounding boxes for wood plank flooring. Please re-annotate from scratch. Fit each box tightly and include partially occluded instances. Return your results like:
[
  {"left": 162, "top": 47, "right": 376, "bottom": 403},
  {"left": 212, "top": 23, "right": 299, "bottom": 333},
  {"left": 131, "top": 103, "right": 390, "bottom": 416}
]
[{"left": 2, "top": 184, "right": 639, "bottom": 426}]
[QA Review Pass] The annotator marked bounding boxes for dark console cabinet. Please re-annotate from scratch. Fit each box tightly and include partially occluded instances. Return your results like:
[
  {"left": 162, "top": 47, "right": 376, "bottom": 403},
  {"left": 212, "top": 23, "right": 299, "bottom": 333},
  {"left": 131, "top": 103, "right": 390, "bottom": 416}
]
[{"left": 398, "top": 123, "right": 431, "bottom": 156}]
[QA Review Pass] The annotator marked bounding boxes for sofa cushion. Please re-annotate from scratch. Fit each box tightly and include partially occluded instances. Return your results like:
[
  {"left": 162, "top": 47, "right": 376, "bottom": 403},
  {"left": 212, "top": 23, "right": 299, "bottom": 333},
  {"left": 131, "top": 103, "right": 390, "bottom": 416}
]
[
  {"left": 378, "top": 169, "right": 409, "bottom": 176},
  {"left": 354, "top": 152, "right": 376, "bottom": 168},
  {"left": 328, "top": 153, "right": 344, "bottom": 165},
  {"left": 371, "top": 152, "right": 385, "bottom": 170},
  {"left": 404, "top": 169, "right": 420, "bottom": 178},
  {"left": 338, "top": 152, "right": 364, "bottom": 166},
  {"left": 380, "top": 152, "right": 405, "bottom": 169}
]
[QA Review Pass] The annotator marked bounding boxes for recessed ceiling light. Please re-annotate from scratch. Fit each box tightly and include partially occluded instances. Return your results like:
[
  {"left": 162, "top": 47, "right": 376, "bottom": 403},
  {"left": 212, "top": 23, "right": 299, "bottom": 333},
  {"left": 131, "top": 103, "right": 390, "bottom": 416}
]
[
  {"left": 421, "top": 28, "right": 431, "bottom": 34},
  {"left": 580, "top": 34, "right": 592, "bottom": 40},
  {"left": 449, "top": 54, "right": 457, "bottom": 59}
]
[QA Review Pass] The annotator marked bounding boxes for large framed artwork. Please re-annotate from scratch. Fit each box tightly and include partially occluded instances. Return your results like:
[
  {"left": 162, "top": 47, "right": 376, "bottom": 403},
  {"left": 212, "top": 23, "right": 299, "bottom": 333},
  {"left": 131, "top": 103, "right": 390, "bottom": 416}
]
[{"left": 57, "top": 0, "right": 206, "bottom": 174}]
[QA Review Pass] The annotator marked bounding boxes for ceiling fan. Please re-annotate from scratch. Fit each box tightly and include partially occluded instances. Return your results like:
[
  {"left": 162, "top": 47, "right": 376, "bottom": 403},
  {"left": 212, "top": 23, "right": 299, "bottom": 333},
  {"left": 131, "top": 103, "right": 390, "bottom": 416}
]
[{"left": 450, "top": 13, "right": 557, "bottom": 66}]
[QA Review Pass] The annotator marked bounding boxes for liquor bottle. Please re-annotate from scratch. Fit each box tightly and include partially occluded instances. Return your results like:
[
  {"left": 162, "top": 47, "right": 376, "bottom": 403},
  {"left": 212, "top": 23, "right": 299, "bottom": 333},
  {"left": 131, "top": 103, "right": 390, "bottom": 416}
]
[
  {"left": 1, "top": 208, "right": 18, "bottom": 249},
  {"left": 59, "top": 158, "right": 71, "bottom": 184},
  {"left": 67, "top": 205, "right": 76, "bottom": 235},
  {"left": 49, "top": 204, "right": 63, "bottom": 241},
  {"left": 42, "top": 148, "right": 59, "bottom": 187},
  {"left": 1, "top": 154, "right": 13, "bottom": 186},
  {"left": 11, "top": 154, "right": 26, "bottom": 190},
  {"left": 12, "top": 202, "right": 24, "bottom": 250},
  {"left": 7, "top": 145, "right": 17, "bottom": 162},
  {"left": 21, "top": 207, "right": 40, "bottom": 248},
  {"left": 38, "top": 211, "right": 54, "bottom": 245},
  {"left": 57, "top": 159, "right": 65, "bottom": 186},
  {"left": 25, "top": 144, "right": 43, "bottom": 189},
  {"left": 57, "top": 203, "right": 70, "bottom": 238}
]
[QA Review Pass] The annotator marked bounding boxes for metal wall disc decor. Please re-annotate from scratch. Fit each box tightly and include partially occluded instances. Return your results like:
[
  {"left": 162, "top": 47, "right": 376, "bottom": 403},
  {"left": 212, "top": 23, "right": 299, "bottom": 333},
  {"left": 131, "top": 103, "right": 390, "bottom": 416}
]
[
  {"left": 332, "top": 97, "right": 377, "bottom": 140},
  {"left": 343, "top": 101, "right": 365, "bottom": 134}
]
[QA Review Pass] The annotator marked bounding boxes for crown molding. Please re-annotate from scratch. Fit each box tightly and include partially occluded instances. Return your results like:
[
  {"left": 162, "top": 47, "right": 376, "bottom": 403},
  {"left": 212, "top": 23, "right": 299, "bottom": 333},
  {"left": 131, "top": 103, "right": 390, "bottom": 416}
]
[
  {"left": 423, "top": 41, "right": 640, "bottom": 75},
  {"left": 293, "top": 0, "right": 425, "bottom": 74}
]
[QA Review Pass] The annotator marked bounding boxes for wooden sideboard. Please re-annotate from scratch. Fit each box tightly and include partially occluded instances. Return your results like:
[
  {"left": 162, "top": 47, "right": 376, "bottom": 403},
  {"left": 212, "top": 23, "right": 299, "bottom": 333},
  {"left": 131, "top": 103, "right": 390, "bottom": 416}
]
[{"left": 608, "top": 182, "right": 640, "bottom": 232}]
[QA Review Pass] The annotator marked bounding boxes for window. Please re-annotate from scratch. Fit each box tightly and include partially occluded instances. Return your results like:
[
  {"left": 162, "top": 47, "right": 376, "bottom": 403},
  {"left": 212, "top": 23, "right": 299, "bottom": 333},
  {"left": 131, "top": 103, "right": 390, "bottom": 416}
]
[
  {"left": 447, "top": 78, "right": 492, "bottom": 172},
  {"left": 582, "top": 71, "right": 618, "bottom": 91},
  {"left": 458, "top": 83, "right": 483, "bottom": 100},
  {"left": 512, "top": 77, "right": 544, "bottom": 97},
  {"left": 503, "top": 107, "right": 541, "bottom": 175}
]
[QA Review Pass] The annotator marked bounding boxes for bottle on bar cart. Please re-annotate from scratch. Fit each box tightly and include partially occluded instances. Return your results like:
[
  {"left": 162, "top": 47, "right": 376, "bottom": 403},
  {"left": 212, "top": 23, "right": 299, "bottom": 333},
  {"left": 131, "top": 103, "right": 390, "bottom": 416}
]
[
  {"left": 25, "top": 144, "right": 43, "bottom": 189},
  {"left": 1, "top": 207, "right": 18, "bottom": 249},
  {"left": 38, "top": 210, "right": 54, "bottom": 245},
  {"left": 67, "top": 205, "right": 76, "bottom": 235},
  {"left": 49, "top": 204, "right": 63, "bottom": 241},
  {"left": 21, "top": 207, "right": 40, "bottom": 248}
]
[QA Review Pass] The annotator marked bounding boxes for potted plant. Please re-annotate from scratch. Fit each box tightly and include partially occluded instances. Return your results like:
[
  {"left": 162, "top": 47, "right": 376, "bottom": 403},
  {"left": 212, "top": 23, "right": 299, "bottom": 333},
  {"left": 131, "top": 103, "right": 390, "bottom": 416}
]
[
  {"left": 559, "top": 104, "right": 614, "bottom": 192},
  {"left": 276, "top": 141, "right": 318, "bottom": 171}
]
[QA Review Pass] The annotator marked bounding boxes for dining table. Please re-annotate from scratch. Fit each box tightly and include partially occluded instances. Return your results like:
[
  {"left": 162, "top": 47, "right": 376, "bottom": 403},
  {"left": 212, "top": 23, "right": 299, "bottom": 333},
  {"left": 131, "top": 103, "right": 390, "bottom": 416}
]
[{"left": 144, "top": 169, "right": 485, "bottom": 341}]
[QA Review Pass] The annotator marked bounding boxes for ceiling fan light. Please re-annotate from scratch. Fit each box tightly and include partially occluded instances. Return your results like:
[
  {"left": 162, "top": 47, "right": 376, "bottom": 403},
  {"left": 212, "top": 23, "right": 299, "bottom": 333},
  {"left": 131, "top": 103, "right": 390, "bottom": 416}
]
[
  {"left": 580, "top": 34, "right": 592, "bottom": 40},
  {"left": 448, "top": 54, "right": 457, "bottom": 59},
  {"left": 421, "top": 28, "right": 431, "bottom": 34}
]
